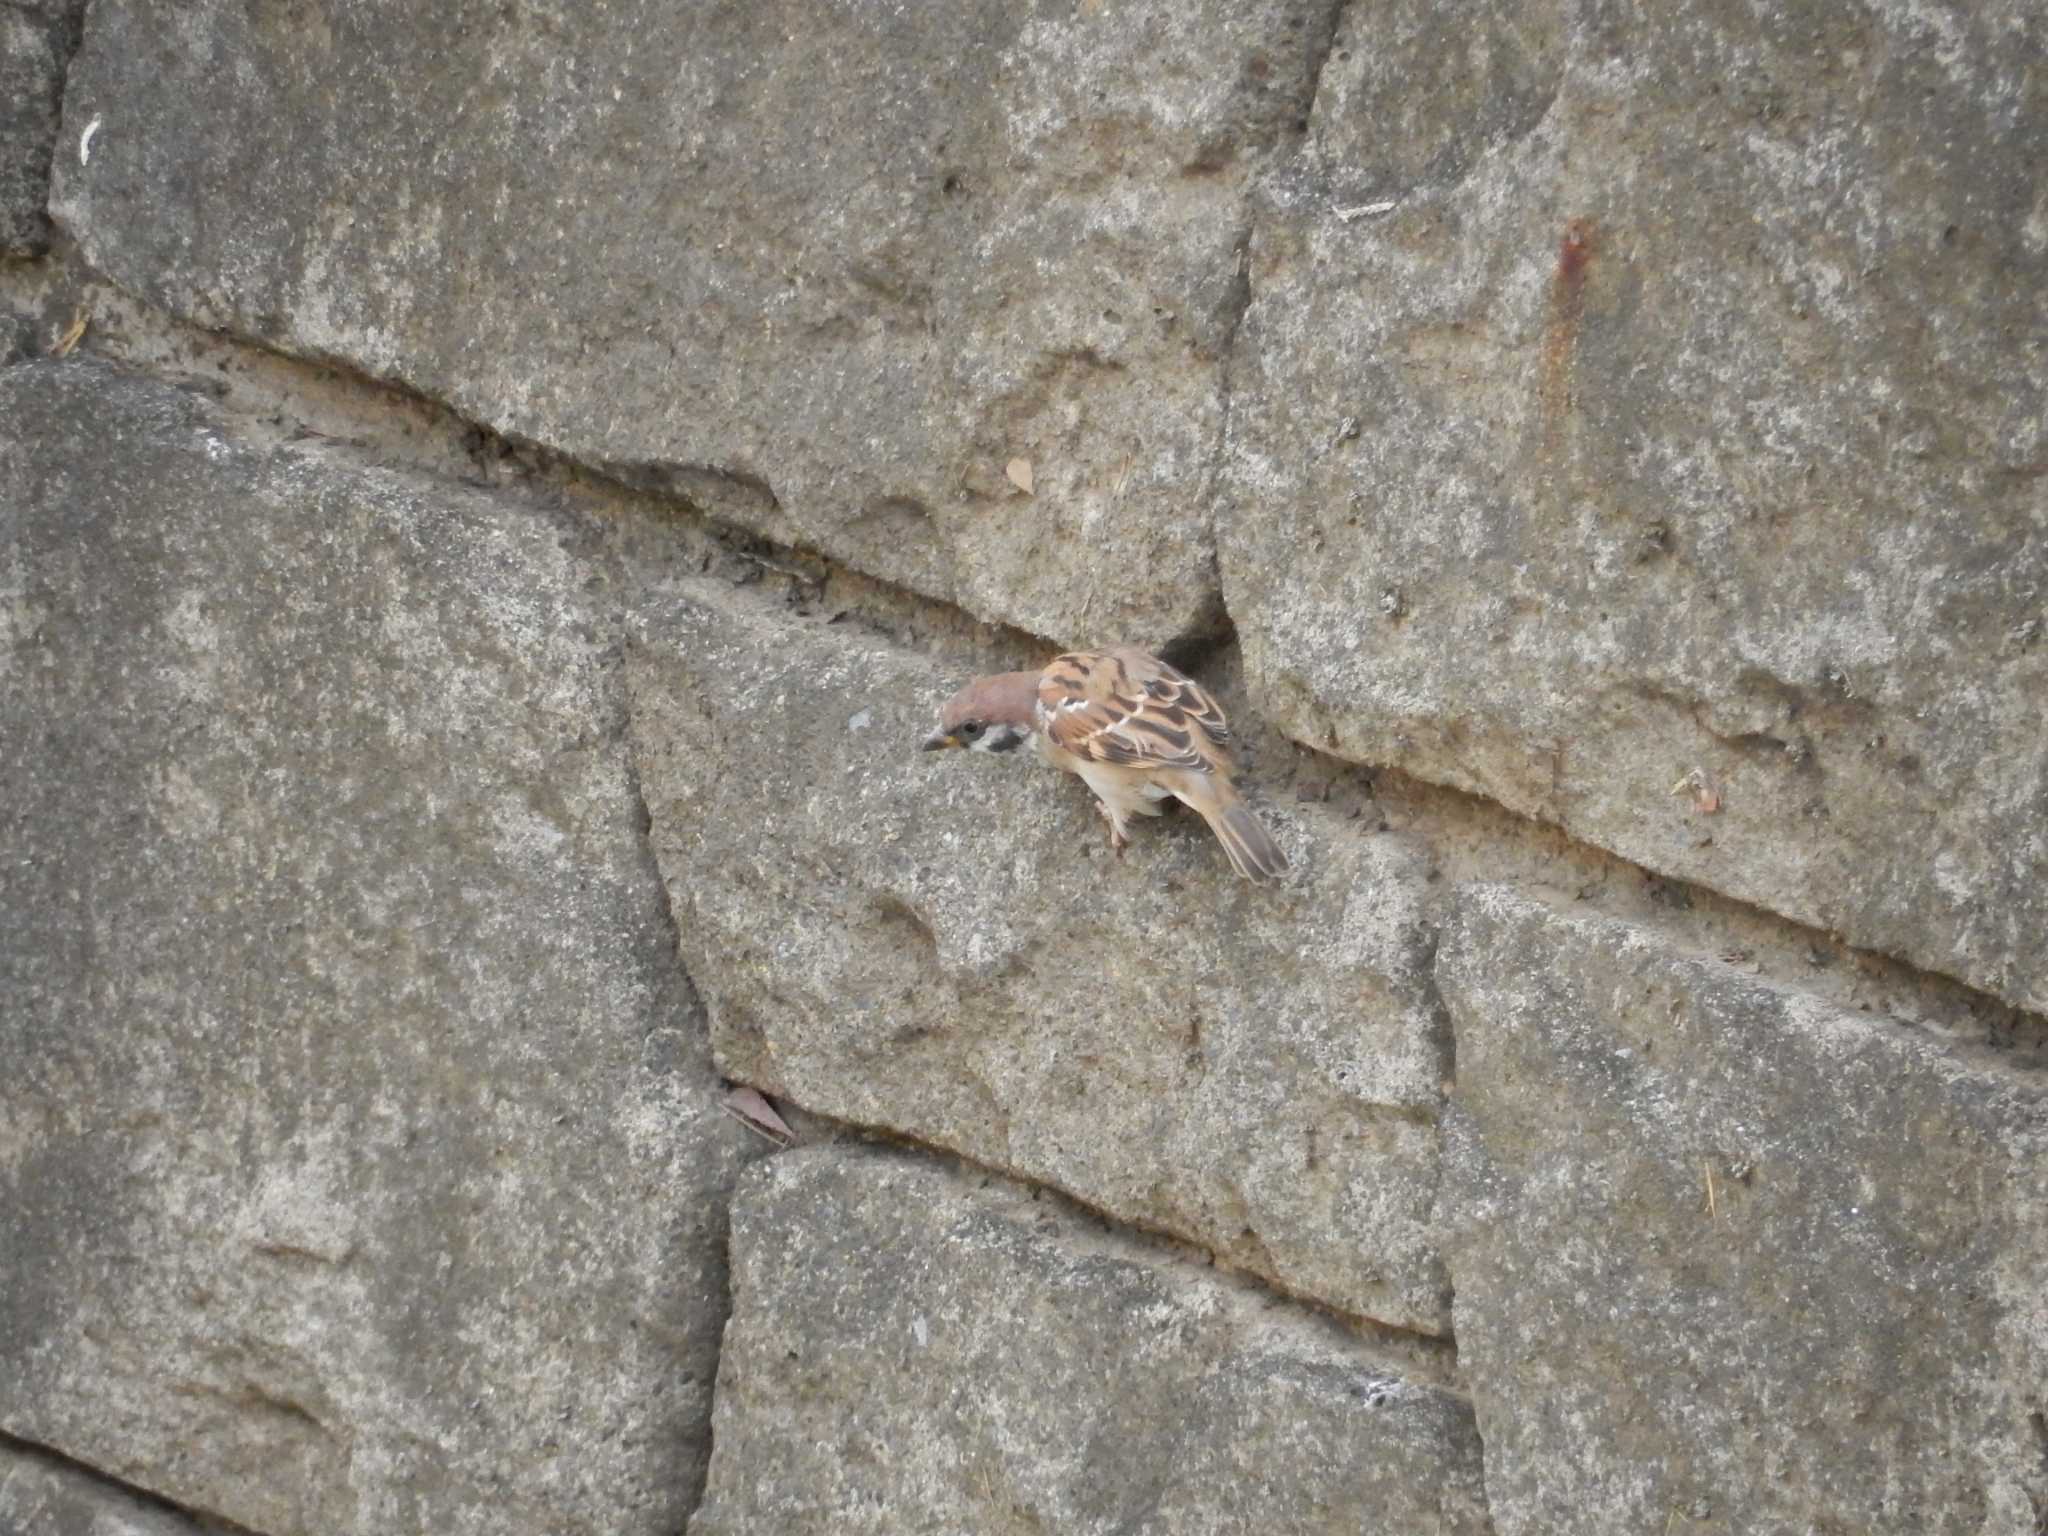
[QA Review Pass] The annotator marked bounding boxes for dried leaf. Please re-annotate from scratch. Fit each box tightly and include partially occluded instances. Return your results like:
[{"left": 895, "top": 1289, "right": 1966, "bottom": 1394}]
[
  {"left": 1005, "top": 457, "right": 1034, "bottom": 495},
  {"left": 51, "top": 309, "right": 89, "bottom": 358},
  {"left": 720, "top": 1085, "right": 795, "bottom": 1145}
]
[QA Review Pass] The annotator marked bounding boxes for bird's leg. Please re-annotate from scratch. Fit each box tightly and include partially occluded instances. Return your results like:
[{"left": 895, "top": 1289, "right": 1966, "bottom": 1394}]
[{"left": 1096, "top": 798, "right": 1130, "bottom": 857}]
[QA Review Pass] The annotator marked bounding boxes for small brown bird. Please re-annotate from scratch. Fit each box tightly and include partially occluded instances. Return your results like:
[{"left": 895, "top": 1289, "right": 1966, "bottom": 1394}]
[{"left": 922, "top": 647, "right": 1288, "bottom": 882}]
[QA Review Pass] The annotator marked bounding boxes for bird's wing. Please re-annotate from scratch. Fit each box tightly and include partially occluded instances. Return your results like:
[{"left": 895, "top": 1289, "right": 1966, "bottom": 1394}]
[
  {"left": 1036, "top": 649, "right": 1231, "bottom": 772},
  {"left": 1124, "top": 648, "right": 1231, "bottom": 750}
]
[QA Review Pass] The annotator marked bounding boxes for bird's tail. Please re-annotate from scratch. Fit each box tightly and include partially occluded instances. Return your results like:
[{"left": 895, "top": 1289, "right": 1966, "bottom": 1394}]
[{"left": 1200, "top": 792, "right": 1288, "bottom": 883}]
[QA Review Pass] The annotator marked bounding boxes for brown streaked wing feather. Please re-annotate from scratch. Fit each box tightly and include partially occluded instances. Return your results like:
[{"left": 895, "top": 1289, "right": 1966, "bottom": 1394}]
[
  {"left": 1120, "top": 650, "right": 1231, "bottom": 749},
  {"left": 1037, "top": 650, "right": 1214, "bottom": 771}
]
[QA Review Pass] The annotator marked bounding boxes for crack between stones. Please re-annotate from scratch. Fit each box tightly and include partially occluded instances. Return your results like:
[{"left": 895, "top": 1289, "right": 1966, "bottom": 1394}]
[
  {"left": 615, "top": 652, "right": 741, "bottom": 1531},
  {"left": 1297, "top": 0, "right": 1354, "bottom": 134},
  {"left": 1198, "top": 214, "right": 1255, "bottom": 652},
  {"left": 733, "top": 1096, "right": 1463, "bottom": 1386},
  {"left": 676, "top": 1183, "right": 739, "bottom": 1531},
  {"left": 1387, "top": 753, "right": 2046, "bottom": 1071},
  {"left": 1194, "top": 0, "right": 1349, "bottom": 653},
  {"left": 5, "top": 0, "right": 88, "bottom": 259},
  {"left": 617, "top": 695, "right": 683, "bottom": 978},
  {"left": 1192, "top": 0, "right": 1347, "bottom": 736},
  {"left": 0, "top": 1428, "right": 259, "bottom": 1535}
]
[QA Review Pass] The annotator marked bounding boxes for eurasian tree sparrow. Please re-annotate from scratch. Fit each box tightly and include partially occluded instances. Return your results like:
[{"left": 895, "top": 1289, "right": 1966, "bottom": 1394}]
[{"left": 922, "top": 647, "right": 1288, "bottom": 882}]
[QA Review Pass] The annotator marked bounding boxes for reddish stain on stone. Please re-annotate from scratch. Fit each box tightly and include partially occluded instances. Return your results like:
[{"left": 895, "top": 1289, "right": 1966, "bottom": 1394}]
[
  {"left": 1543, "top": 217, "right": 1598, "bottom": 425},
  {"left": 1556, "top": 219, "right": 1589, "bottom": 321},
  {"left": 1557, "top": 217, "right": 1595, "bottom": 293}
]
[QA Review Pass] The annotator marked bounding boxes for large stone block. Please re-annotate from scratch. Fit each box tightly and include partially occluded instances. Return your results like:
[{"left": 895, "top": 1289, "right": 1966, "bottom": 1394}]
[
  {"left": 1223, "top": 0, "right": 2048, "bottom": 1010},
  {"left": 1437, "top": 885, "right": 2048, "bottom": 1535},
  {"left": 626, "top": 582, "right": 1452, "bottom": 1333},
  {"left": 51, "top": 0, "right": 1342, "bottom": 645},
  {"left": 0, "top": 1, "right": 80, "bottom": 253},
  {"left": 0, "top": 362, "right": 758, "bottom": 1536},
  {"left": 691, "top": 1146, "right": 1490, "bottom": 1535}
]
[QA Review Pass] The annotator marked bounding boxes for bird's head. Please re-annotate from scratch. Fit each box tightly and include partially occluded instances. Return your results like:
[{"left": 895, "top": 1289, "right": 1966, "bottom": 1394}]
[{"left": 922, "top": 670, "right": 1040, "bottom": 756}]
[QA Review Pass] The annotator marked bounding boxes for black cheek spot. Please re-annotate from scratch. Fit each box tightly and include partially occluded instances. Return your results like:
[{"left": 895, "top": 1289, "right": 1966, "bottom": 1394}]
[{"left": 986, "top": 730, "right": 1025, "bottom": 753}]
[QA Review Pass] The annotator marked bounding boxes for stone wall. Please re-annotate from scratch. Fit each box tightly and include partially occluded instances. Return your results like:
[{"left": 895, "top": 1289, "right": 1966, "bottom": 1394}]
[{"left": 2, "top": 3, "right": 2042, "bottom": 1533}]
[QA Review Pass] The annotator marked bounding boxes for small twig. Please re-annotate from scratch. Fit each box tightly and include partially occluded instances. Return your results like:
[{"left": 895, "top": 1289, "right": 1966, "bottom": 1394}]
[{"left": 1703, "top": 1160, "right": 1718, "bottom": 1220}]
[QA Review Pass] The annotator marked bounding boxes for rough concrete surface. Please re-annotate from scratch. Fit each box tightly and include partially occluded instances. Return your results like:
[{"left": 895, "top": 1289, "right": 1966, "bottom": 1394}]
[
  {"left": 1436, "top": 884, "right": 2048, "bottom": 1536},
  {"left": 0, "top": 361, "right": 759, "bottom": 1536},
  {"left": 49, "top": 0, "right": 1347, "bottom": 646},
  {"left": 1222, "top": 0, "right": 2048, "bottom": 1012},
  {"left": 690, "top": 1146, "right": 1490, "bottom": 1536},
  {"left": 0, "top": 0, "right": 81, "bottom": 254},
  {"left": 627, "top": 580, "right": 1452, "bottom": 1334}
]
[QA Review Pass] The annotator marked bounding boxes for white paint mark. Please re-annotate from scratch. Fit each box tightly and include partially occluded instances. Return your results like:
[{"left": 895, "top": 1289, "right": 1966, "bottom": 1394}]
[
  {"left": 79, "top": 115, "right": 102, "bottom": 166},
  {"left": 846, "top": 709, "right": 873, "bottom": 732},
  {"left": 1334, "top": 200, "right": 1397, "bottom": 222},
  {"left": 912, "top": 1315, "right": 928, "bottom": 1347}
]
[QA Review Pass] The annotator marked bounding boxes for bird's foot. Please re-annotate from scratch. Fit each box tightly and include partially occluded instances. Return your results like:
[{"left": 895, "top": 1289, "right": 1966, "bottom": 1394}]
[{"left": 1092, "top": 796, "right": 1133, "bottom": 858}]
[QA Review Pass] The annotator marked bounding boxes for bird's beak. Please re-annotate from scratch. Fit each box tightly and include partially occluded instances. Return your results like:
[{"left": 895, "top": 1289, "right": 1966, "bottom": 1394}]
[{"left": 921, "top": 729, "right": 960, "bottom": 752}]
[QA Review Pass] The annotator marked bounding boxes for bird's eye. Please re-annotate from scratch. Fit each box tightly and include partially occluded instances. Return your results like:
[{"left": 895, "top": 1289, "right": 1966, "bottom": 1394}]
[{"left": 960, "top": 721, "right": 985, "bottom": 739}]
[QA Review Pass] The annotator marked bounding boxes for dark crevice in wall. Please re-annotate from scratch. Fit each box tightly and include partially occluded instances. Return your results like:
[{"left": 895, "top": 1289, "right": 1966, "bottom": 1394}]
[
  {"left": 1193, "top": 0, "right": 1345, "bottom": 655},
  {"left": 1, "top": 0, "right": 87, "bottom": 258},
  {"left": 1275, "top": 721, "right": 2048, "bottom": 1072},
  {"left": 1295, "top": 0, "right": 1354, "bottom": 135},
  {"left": 1198, "top": 217, "right": 1254, "bottom": 651},
  {"left": 1375, "top": 757, "right": 2048, "bottom": 1073},
  {"left": 598, "top": 452, "right": 782, "bottom": 523},
  {"left": 673, "top": 1174, "right": 741, "bottom": 1528},
  {"left": 1413, "top": 924, "right": 1458, "bottom": 1091},
  {"left": 616, "top": 643, "right": 759, "bottom": 1529},
  {"left": 618, "top": 704, "right": 691, "bottom": 1001},
  {"left": 1156, "top": 609, "right": 1240, "bottom": 683},
  {"left": 48, "top": 0, "right": 89, "bottom": 85},
  {"left": 1457, "top": 1408, "right": 1504, "bottom": 1536},
  {"left": 0, "top": 1429, "right": 258, "bottom": 1535}
]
